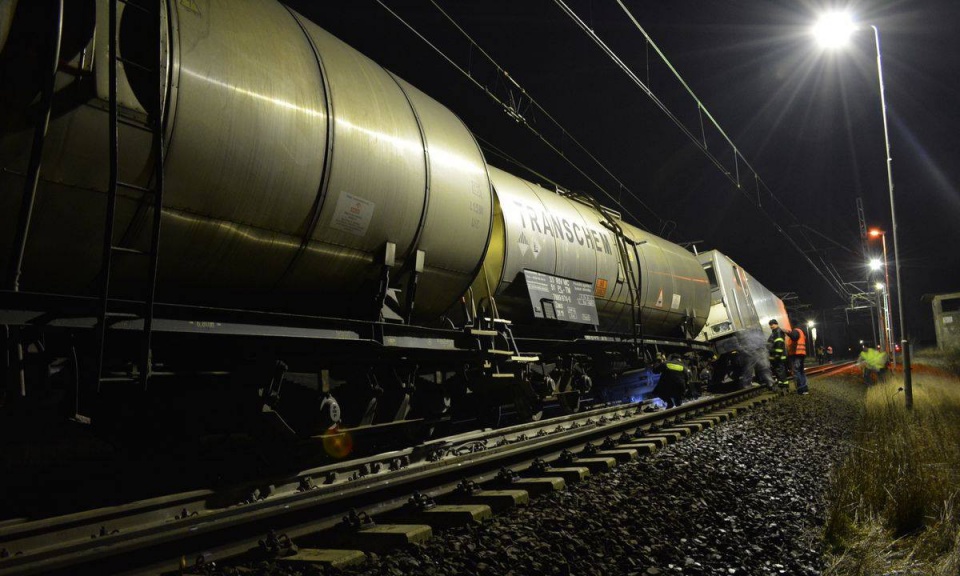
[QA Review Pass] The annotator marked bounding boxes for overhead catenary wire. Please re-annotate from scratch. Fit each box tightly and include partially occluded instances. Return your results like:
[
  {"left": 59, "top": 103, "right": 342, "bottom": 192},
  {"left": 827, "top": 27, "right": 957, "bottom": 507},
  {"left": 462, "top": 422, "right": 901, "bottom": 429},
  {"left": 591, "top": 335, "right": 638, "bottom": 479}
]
[
  {"left": 475, "top": 135, "right": 564, "bottom": 190},
  {"left": 375, "top": 0, "right": 853, "bottom": 300},
  {"left": 372, "top": 0, "right": 672, "bottom": 235},
  {"left": 424, "top": 0, "right": 678, "bottom": 235},
  {"left": 553, "top": 0, "right": 853, "bottom": 301}
]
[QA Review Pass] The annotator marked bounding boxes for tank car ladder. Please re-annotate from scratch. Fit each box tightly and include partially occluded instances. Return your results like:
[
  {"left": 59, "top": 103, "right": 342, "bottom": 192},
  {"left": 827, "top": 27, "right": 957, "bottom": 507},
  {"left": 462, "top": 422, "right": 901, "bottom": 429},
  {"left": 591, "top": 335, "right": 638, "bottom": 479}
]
[
  {"left": 582, "top": 194, "right": 646, "bottom": 360},
  {"left": 4, "top": 1, "right": 64, "bottom": 403},
  {"left": 94, "top": 0, "right": 166, "bottom": 391}
]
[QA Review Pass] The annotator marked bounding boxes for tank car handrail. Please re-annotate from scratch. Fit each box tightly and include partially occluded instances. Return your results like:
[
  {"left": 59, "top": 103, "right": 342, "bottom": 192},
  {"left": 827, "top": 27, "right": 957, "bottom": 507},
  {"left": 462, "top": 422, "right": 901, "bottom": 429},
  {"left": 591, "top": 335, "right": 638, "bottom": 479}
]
[
  {"left": 7, "top": 0, "right": 64, "bottom": 293},
  {"left": 555, "top": 184, "right": 623, "bottom": 221},
  {"left": 576, "top": 192, "right": 644, "bottom": 352}
]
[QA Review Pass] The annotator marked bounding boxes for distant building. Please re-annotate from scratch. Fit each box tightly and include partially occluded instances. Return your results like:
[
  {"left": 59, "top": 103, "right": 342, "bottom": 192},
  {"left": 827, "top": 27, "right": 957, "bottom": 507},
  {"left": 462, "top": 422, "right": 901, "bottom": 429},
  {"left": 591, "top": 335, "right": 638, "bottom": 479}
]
[{"left": 931, "top": 292, "right": 960, "bottom": 350}]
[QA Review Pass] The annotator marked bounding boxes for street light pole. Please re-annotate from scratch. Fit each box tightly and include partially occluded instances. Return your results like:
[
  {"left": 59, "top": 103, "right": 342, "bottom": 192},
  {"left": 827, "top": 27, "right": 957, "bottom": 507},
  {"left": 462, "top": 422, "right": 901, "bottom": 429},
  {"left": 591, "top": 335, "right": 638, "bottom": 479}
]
[
  {"left": 878, "top": 233, "right": 896, "bottom": 367},
  {"left": 871, "top": 25, "right": 912, "bottom": 408},
  {"left": 874, "top": 285, "right": 886, "bottom": 352},
  {"left": 812, "top": 14, "right": 912, "bottom": 407},
  {"left": 875, "top": 281, "right": 893, "bottom": 361},
  {"left": 808, "top": 321, "right": 817, "bottom": 363}
]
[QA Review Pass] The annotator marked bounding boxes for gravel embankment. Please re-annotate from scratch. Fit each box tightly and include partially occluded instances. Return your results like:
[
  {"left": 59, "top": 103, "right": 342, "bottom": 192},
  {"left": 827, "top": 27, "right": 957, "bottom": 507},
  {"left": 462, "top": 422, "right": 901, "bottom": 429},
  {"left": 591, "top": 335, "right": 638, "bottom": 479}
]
[{"left": 223, "top": 376, "right": 864, "bottom": 576}]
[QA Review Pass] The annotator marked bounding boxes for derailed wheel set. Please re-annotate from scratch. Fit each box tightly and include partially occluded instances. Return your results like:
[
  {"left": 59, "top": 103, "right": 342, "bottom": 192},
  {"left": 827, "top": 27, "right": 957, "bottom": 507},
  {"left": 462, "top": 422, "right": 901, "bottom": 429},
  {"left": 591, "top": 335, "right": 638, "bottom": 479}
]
[{"left": 0, "top": 386, "right": 775, "bottom": 575}]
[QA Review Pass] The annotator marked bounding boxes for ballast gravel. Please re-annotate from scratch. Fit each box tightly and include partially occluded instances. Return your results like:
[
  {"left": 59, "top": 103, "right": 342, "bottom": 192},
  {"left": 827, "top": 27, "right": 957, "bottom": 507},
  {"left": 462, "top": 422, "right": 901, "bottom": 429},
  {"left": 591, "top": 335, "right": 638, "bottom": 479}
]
[{"left": 221, "top": 377, "right": 864, "bottom": 576}]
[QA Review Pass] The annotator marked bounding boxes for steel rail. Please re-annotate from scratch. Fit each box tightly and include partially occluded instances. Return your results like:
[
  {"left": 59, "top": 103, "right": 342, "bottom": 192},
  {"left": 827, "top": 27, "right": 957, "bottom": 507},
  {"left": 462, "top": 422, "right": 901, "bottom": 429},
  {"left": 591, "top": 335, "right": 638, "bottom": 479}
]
[
  {"left": 0, "top": 386, "right": 766, "bottom": 575},
  {"left": 806, "top": 359, "right": 857, "bottom": 378}
]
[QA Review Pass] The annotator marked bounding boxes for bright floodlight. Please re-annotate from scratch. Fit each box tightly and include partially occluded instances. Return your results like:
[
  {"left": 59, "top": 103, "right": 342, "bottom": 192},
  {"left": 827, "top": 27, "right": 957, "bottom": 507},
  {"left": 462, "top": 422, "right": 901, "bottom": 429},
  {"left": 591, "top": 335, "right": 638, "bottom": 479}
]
[
  {"left": 876, "top": 282, "right": 885, "bottom": 290},
  {"left": 868, "top": 228, "right": 883, "bottom": 237},
  {"left": 813, "top": 11, "right": 856, "bottom": 49},
  {"left": 869, "top": 258, "right": 882, "bottom": 271},
  {"left": 807, "top": 320, "right": 815, "bottom": 327}
]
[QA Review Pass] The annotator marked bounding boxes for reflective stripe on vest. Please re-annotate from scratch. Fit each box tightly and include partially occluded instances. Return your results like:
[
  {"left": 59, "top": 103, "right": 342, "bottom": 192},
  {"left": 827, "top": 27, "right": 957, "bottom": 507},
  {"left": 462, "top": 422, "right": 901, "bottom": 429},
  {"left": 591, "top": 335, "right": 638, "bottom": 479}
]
[
  {"left": 788, "top": 329, "right": 807, "bottom": 356},
  {"left": 666, "top": 362, "right": 685, "bottom": 372}
]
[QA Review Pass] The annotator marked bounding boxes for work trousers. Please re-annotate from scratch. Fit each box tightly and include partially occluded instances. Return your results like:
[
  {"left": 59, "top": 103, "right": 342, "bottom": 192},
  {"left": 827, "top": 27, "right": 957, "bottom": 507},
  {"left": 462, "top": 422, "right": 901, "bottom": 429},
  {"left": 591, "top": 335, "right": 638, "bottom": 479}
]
[
  {"left": 740, "top": 352, "right": 776, "bottom": 389},
  {"left": 770, "top": 358, "right": 788, "bottom": 383},
  {"left": 789, "top": 355, "right": 808, "bottom": 394}
]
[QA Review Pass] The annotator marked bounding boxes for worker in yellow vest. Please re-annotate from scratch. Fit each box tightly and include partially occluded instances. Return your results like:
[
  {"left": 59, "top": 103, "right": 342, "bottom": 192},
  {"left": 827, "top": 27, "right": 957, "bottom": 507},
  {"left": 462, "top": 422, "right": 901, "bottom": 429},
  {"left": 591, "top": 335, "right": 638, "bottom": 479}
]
[
  {"left": 653, "top": 353, "right": 687, "bottom": 408},
  {"left": 858, "top": 346, "right": 888, "bottom": 385}
]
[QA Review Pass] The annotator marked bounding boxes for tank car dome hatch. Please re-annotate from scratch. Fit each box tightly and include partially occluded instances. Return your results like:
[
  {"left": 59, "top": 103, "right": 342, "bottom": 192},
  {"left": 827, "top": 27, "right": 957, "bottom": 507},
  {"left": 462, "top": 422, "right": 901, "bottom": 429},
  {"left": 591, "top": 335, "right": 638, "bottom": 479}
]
[{"left": 0, "top": 0, "right": 492, "bottom": 319}]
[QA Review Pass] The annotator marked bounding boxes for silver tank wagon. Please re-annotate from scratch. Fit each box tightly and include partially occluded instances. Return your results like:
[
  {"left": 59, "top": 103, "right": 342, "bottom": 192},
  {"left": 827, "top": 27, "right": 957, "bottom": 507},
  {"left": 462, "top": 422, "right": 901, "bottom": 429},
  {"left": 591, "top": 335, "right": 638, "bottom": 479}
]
[
  {"left": 470, "top": 167, "right": 710, "bottom": 338},
  {"left": 0, "top": 0, "right": 493, "bottom": 320}
]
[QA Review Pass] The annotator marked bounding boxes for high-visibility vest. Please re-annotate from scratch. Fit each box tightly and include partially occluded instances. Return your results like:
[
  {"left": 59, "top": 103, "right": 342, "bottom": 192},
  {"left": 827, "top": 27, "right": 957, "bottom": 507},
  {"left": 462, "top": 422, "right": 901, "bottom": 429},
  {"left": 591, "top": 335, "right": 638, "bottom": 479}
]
[
  {"left": 787, "top": 328, "right": 807, "bottom": 356},
  {"left": 859, "top": 349, "right": 886, "bottom": 371},
  {"left": 666, "top": 362, "right": 685, "bottom": 372},
  {"left": 770, "top": 338, "right": 786, "bottom": 360},
  {"left": 769, "top": 330, "right": 787, "bottom": 360}
]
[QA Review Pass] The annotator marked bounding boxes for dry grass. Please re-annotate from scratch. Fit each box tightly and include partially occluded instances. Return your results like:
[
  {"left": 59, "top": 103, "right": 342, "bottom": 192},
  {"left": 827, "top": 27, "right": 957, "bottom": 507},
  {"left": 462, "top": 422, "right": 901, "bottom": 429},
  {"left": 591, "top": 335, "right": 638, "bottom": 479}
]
[
  {"left": 916, "top": 344, "right": 960, "bottom": 376},
  {"left": 824, "top": 357, "right": 960, "bottom": 576}
]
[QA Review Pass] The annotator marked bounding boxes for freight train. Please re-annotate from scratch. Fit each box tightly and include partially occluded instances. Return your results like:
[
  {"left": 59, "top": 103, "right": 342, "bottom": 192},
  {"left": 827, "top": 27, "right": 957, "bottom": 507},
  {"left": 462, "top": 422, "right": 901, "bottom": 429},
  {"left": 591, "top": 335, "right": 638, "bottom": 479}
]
[{"left": 0, "top": 0, "right": 788, "bottom": 442}]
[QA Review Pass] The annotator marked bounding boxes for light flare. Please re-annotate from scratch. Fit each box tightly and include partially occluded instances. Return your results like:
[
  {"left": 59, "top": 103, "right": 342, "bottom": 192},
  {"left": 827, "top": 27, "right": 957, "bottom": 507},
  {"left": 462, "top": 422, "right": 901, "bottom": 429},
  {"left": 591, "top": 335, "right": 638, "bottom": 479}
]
[{"left": 812, "top": 11, "right": 856, "bottom": 49}]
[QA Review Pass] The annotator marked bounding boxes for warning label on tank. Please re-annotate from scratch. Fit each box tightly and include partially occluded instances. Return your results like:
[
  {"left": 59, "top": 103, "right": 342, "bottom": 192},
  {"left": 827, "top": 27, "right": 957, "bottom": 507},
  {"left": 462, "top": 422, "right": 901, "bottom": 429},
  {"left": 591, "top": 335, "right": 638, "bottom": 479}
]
[
  {"left": 672, "top": 293, "right": 682, "bottom": 310},
  {"left": 595, "top": 278, "right": 608, "bottom": 298},
  {"left": 517, "top": 231, "right": 541, "bottom": 259},
  {"left": 331, "top": 192, "right": 375, "bottom": 236}
]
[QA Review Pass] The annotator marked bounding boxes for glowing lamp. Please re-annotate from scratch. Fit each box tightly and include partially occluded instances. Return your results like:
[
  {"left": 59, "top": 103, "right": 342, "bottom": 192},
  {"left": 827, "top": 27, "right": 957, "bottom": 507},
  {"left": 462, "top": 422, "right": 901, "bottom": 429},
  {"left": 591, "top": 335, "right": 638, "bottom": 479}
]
[{"left": 812, "top": 11, "right": 856, "bottom": 49}]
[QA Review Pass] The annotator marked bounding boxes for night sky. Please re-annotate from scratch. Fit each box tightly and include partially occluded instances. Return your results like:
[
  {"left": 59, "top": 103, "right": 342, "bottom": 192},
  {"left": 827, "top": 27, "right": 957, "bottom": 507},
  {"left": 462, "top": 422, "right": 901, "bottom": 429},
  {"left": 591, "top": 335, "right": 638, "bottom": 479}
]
[{"left": 285, "top": 0, "right": 960, "bottom": 347}]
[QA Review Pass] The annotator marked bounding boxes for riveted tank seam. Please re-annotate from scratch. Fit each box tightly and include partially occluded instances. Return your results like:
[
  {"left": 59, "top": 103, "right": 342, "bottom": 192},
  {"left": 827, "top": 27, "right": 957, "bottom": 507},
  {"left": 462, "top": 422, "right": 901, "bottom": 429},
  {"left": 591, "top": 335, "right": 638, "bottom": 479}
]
[
  {"left": 160, "top": 0, "right": 181, "bottom": 153},
  {"left": 386, "top": 71, "right": 431, "bottom": 274},
  {"left": 494, "top": 168, "right": 555, "bottom": 292},
  {"left": 525, "top": 181, "right": 562, "bottom": 280},
  {"left": 272, "top": 6, "right": 336, "bottom": 292},
  {"left": 452, "top": 115, "right": 496, "bottom": 318}
]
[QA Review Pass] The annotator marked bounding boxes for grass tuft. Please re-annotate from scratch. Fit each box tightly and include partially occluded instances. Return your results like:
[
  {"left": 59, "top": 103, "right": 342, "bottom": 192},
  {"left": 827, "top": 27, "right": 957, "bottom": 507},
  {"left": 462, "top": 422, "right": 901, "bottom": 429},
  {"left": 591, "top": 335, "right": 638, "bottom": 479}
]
[
  {"left": 824, "top": 354, "right": 960, "bottom": 575},
  {"left": 916, "top": 343, "right": 960, "bottom": 376}
]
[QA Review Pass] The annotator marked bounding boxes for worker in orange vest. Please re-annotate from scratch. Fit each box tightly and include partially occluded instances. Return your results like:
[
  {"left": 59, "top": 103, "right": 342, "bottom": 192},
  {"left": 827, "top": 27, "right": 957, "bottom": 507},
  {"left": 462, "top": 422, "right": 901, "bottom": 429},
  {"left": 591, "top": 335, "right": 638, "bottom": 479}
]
[{"left": 786, "top": 320, "right": 809, "bottom": 395}]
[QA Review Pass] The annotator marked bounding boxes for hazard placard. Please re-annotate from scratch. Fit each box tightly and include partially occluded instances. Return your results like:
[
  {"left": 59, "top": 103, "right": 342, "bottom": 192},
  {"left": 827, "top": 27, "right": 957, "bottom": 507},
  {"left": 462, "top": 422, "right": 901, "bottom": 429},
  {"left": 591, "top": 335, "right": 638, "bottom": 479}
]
[
  {"left": 655, "top": 288, "right": 664, "bottom": 307},
  {"left": 595, "top": 278, "right": 608, "bottom": 298}
]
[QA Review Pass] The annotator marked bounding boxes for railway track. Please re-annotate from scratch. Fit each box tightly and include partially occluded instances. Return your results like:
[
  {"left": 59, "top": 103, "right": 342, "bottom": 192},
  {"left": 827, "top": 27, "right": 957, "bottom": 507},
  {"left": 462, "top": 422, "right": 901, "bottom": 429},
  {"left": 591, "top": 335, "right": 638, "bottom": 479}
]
[
  {"left": 806, "top": 359, "right": 857, "bottom": 378},
  {"left": 0, "top": 383, "right": 789, "bottom": 576}
]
